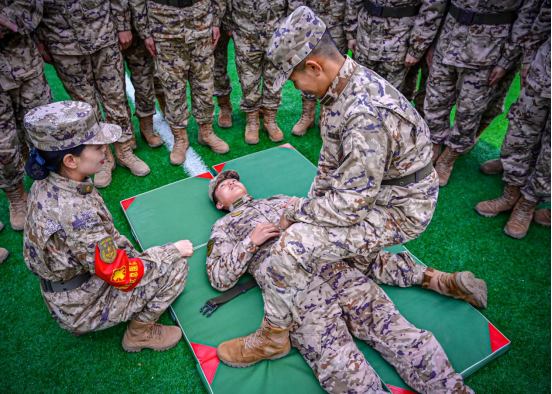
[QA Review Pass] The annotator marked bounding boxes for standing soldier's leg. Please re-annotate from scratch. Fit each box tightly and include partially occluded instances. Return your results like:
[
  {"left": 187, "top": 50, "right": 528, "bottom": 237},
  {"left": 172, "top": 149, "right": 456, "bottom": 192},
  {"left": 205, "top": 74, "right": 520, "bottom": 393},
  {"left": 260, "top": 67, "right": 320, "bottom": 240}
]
[
  {"left": 377, "top": 60, "right": 410, "bottom": 92},
  {"left": 260, "top": 44, "right": 284, "bottom": 143},
  {"left": 214, "top": 29, "right": 233, "bottom": 128},
  {"left": 402, "top": 61, "right": 422, "bottom": 102},
  {"left": 414, "top": 58, "right": 430, "bottom": 119},
  {"left": 154, "top": 73, "right": 166, "bottom": 116}
]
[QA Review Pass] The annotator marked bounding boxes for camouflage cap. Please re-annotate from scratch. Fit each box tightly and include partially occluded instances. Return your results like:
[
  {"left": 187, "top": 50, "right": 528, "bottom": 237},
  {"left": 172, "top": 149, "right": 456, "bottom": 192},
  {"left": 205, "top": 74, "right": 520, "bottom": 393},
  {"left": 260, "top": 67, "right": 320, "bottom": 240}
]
[
  {"left": 208, "top": 170, "right": 240, "bottom": 203},
  {"left": 267, "top": 6, "right": 327, "bottom": 91},
  {"left": 24, "top": 101, "right": 122, "bottom": 151}
]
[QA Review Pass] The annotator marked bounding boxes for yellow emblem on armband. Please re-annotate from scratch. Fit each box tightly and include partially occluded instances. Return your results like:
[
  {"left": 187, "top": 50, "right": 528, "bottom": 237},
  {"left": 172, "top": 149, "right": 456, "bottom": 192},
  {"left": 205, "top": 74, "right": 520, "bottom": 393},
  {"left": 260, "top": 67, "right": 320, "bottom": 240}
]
[{"left": 207, "top": 239, "right": 214, "bottom": 257}]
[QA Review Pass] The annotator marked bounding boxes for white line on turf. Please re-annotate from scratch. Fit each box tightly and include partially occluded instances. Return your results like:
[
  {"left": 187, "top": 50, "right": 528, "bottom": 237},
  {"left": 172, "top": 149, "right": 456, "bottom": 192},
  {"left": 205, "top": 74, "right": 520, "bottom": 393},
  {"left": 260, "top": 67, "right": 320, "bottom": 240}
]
[{"left": 125, "top": 75, "right": 210, "bottom": 177}]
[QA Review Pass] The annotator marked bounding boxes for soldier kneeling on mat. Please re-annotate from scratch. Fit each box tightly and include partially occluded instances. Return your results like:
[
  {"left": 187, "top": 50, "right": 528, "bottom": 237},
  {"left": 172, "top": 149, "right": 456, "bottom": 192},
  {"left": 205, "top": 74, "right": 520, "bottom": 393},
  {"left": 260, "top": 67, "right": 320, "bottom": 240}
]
[
  {"left": 206, "top": 170, "right": 482, "bottom": 393},
  {"left": 22, "top": 101, "right": 193, "bottom": 352}
]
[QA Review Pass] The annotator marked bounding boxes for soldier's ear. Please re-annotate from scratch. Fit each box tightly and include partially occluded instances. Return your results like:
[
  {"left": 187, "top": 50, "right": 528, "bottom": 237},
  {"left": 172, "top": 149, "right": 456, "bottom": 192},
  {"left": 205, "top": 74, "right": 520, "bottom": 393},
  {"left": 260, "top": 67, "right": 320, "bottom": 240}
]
[
  {"left": 216, "top": 202, "right": 225, "bottom": 210},
  {"left": 304, "top": 59, "right": 323, "bottom": 77},
  {"left": 62, "top": 154, "right": 78, "bottom": 170}
]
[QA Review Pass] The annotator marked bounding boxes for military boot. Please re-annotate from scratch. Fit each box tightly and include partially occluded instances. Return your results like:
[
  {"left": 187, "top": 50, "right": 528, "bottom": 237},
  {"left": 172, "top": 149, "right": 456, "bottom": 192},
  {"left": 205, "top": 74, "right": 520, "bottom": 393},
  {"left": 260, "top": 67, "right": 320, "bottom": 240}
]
[
  {"left": 94, "top": 146, "right": 116, "bottom": 188},
  {"left": 292, "top": 99, "right": 317, "bottom": 136},
  {"left": 217, "top": 317, "right": 291, "bottom": 368},
  {"left": 261, "top": 108, "right": 284, "bottom": 142},
  {"left": 198, "top": 123, "right": 230, "bottom": 154},
  {"left": 156, "top": 92, "right": 166, "bottom": 117},
  {"left": 479, "top": 158, "right": 503, "bottom": 175},
  {"left": 138, "top": 116, "right": 163, "bottom": 148},
  {"left": 533, "top": 208, "right": 551, "bottom": 227},
  {"left": 432, "top": 143, "right": 442, "bottom": 164},
  {"left": 245, "top": 110, "right": 260, "bottom": 145},
  {"left": 422, "top": 268, "right": 487, "bottom": 308},
  {"left": 3, "top": 183, "right": 28, "bottom": 231},
  {"left": 504, "top": 197, "right": 538, "bottom": 239},
  {"left": 114, "top": 141, "right": 150, "bottom": 177},
  {"left": 475, "top": 184, "right": 520, "bottom": 218},
  {"left": 122, "top": 318, "right": 182, "bottom": 353},
  {"left": 0, "top": 248, "right": 8, "bottom": 264},
  {"left": 129, "top": 122, "right": 137, "bottom": 150},
  {"left": 170, "top": 127, "right": 189, "bottom": 165},
  {"left": 217, "top": 95, "right": 233, "bottom": 128},
  {"left": 435, "top": 147, "right": 460, "bottom": 187}
]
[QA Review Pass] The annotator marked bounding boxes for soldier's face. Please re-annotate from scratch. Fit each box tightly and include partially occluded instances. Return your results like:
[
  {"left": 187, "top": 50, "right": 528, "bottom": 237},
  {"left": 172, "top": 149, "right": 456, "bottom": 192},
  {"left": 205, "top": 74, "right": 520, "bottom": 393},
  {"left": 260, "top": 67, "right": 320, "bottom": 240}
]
[
  {"left": 289, "top": 60, "right": 327, "bottom": 98},
  {"left": 72, "top": 144, "right": 107, "bottom": 176},
  {"left": 215, "top": 178, "right": 248, "bottom": 210}
]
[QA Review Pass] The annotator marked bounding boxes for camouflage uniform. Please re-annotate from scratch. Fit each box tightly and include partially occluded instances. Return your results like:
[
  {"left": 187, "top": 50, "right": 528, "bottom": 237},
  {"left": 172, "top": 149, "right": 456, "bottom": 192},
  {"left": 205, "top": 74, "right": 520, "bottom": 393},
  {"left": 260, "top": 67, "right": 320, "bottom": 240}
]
[
  {"left": 0, "top": 0, "right": 52, "bottom": 189},
  {"left": 214, "top": 10, "right": 233, "bottom": 98},
  {"left": 345, "top": 0, "right": 447, "bottom": 91},
  {"left": 207, "top": 194, "right": 468, "bottom": 393},
  {"left": 22, "top": 101, "right": 188, "bottom": 334}
]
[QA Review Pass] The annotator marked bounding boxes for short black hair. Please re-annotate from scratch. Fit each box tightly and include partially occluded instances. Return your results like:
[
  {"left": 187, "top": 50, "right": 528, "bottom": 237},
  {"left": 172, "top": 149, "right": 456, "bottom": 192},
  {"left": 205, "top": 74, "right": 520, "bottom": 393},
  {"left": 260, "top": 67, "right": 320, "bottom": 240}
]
[
  {"left": 295, "top": 29, "right": 341, "bottom": 72},
  {"left": 25, "top": 145, "right": 86, "bottom": 180}
]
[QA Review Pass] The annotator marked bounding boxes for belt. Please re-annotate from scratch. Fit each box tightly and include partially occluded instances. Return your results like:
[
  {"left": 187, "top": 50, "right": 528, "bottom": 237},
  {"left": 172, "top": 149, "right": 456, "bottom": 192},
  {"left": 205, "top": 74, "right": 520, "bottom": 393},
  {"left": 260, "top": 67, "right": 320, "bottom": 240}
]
[
  {"left": 363, "top": 0, "right": 421, "bottom": 18},
  {"left": 449, "top": 4, "right": 517, "bottom": 26},
  {"left": 40, "top": 272, "right": 92, "bottom": 293},
  {"left": 200, "top": 279, "right": 257, "bottom": 317},
  {"left": 150, "top": 0, "right": 200, "bottom": 8},
  {"left": 381, "top": 162, "right": 434, "bottom": 187}
]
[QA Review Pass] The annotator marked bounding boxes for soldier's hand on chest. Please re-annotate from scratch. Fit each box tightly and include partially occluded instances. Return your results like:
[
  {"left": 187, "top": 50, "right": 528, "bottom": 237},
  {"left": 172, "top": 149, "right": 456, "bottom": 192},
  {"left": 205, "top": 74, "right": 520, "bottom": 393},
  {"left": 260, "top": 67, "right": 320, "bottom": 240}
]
[{"left": 250, "top": 223, "right": 281, "bottom": 246}]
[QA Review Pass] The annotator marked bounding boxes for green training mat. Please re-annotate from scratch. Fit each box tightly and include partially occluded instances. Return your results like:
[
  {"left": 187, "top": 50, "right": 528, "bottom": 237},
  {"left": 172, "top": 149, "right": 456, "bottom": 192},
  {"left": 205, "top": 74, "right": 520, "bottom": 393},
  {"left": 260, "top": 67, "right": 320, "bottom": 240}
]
[{"left": 121, "top": 144, "right": 510, "bottom": 394}]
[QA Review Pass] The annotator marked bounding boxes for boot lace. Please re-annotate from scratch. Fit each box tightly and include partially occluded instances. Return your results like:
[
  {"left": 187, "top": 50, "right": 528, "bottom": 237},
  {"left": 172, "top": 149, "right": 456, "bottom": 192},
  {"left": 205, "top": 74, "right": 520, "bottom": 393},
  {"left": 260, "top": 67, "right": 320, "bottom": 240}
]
[
  {"left": 512, "top": 199, "right": 534, "bottom": 223},
  {"left": 148, "top": 323, "right": 163, "bottom": 340},
  {"left": 242, "top": 325, "right": 267, "bottom": 351}
]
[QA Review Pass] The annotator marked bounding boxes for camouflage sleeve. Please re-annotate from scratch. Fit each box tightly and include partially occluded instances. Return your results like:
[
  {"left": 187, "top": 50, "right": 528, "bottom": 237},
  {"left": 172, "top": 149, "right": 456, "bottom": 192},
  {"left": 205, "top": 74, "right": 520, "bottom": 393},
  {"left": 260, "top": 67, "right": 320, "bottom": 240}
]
[
  {"left": 287, "top": 0, "right": 306, "bottom": 14},
  {"left": 110, "top": 0, "right": 133, "bottom": 32},
  {"left": 308, "top": 138, "right": 339, "bottom": 198},
  {"left": 120, "top": 0, "right": 151, "bottom": 39},
  {"left": 521, "top": 0, "right": 550, "bottom": 63},
  {"left": 345, "top": 0, "right": 364, "bottom": 41},
  {"left": 408, "top": 0, "right": 447, "bottom": 59},
  {"left": 0, "top": 0, "right": 43, "bottom": 35},
  {"left": 285, "top": 113, "right": 389, "bottom": 227},
  {"left": 206, "top": 224, "right": 257, "bottom": 292},
  {"left": 212, "top": 0, "right": 225, "bottom": 27}
]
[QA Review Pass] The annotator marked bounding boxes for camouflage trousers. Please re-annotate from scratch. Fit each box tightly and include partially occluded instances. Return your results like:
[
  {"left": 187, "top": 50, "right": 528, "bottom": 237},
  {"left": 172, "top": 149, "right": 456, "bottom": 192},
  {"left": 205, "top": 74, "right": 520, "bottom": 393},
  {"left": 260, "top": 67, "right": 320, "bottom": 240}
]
[
  {"left": 0, "top": 73, "right": 52, "bottom": 189},
  {"left": 355, "top": 57, "right": 409, "bottom": 92},
  {"left": 501, "top": 83, "right": 551, "bottom": 203},
  {"left": 233, "top": 31, "right": 282, "bottom": 112},
  {"left": 402, "top": 58, "right": 429, "bottom": 119},
  {"left": 424, "top": 51, "right": 503, "bottom": 153},
  {"left": 214, "top": 29, "right": 233, "bottom": 98},
  {"left": 291, "top": 261, "right": 471, "bottom": 394},
  {"left": 41, "top": 252, "right": 189, "bottom": 334},
  {"left": 155, "top": 36, "right": 215, "bottom": 128},
  {"left": 123, "top": 35, "right": 164, "bottom": 119},
  {"left": 50, "top": 43, "right": 132, "bottom": 143}
]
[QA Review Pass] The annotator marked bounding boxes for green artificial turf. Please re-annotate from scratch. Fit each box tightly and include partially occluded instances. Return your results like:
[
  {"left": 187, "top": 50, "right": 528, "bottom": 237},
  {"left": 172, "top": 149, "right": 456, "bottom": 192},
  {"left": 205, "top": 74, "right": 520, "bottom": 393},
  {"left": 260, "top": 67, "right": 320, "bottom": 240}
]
[{"left": 0, "top": 42, "right": 550, "bottom": 393}]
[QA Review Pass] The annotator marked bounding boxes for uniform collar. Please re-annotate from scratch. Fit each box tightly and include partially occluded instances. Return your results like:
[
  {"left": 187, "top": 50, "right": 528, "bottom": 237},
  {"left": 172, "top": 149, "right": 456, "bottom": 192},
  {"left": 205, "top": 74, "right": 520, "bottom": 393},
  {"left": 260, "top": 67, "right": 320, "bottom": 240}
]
[
  {"left": 320, "top": 56, "right": 358, "bottom": 107},
  {"left": 47, "top": 171, "right": 95, "bottom": 195},
  {"left": 229, "top": 194, "right": 254, "bottom": 212}
]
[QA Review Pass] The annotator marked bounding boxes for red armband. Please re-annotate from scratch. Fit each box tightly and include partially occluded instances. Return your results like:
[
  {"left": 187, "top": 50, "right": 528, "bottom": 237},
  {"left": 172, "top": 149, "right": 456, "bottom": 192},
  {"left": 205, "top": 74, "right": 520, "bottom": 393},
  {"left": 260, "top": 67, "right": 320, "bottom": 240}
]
[{"left": 94, "top": 236, "right": 144, "bottom": 292}]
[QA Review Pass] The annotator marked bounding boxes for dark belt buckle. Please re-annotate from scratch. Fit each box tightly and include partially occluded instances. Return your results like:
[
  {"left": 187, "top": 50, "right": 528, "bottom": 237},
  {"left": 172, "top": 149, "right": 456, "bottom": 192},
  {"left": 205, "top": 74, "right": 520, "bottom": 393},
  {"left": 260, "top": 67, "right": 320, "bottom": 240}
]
[
  {"left": 369, "top": 3, "right": 384, "bottom": 17},
  {"left": 458, "top": 9, "right": 475, "bottom": 25},
  {"left": 200, "top": 301, "right": 218, "bottom": 317},
  {"left": 40, "top": 279, "right": 54, "bottom": 293}
]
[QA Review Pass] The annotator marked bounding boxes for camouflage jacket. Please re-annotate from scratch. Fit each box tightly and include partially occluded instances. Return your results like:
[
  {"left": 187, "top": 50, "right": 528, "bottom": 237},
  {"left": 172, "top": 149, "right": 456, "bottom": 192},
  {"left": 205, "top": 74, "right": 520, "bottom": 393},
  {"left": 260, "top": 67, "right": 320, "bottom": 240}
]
[
  {"left": 435, "top": 0, "right": 524, "bottom": 69},
  {"left": 226, "top": 0, "right": 289, "bottom": 41},
  {"left": 345, "top": 0, "right": 448, "bottom": 60},
  {"left": 206, "top": 194, "right": 288, "bottom": 291},
  {"left": 289, "top": 0, "right": 347, "bottom": 42},
  {"left": 37, "top": 0, "right": 129, "bottom": 55},
  {"left": 0, "top": 0, "right": 44, "bottom": 91},
  {"left": 284, "top": 56, "right": 437, "bottom": 234}
]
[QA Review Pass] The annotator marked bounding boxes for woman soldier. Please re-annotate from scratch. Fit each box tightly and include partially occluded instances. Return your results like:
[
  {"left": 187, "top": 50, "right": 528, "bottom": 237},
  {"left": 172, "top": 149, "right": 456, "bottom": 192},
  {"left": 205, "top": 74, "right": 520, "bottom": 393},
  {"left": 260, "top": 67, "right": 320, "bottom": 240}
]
[{"left": 23, "top": 101, "right": 193, "bottom": 352}]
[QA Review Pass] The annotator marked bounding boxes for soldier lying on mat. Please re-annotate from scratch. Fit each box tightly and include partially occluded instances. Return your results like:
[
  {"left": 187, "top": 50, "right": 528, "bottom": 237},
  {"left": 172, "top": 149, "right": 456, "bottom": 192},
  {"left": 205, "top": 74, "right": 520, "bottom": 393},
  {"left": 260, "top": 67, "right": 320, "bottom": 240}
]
[{"left": 205, "top": 170, "right": 483, "bottom": 393}]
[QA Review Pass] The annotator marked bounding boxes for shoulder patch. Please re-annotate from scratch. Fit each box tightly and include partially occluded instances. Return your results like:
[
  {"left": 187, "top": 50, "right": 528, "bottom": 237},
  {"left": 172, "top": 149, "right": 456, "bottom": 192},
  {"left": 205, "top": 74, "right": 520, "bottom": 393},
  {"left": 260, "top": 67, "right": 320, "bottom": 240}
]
[
  {"left": 326, "top": 132, "right": 341, "bottom": 140},
  {"left": 231, "top": 210, "right": 243, "bottom": 217},
  {"left": 98, "top": 236, "right": 116, "bottom": 264},
  {"left": 207, "top": 239, "right": 215, "bottom": 257}
]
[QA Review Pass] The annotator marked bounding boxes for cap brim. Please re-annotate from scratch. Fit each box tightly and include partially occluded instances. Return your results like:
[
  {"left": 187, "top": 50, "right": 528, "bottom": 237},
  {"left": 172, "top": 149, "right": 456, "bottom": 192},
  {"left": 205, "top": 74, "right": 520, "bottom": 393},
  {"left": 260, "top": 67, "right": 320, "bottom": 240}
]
[
  {"left": 273, "top": 71, "right": 291, "bottom": 93},
  {"left": 86, "top": 123, "right": 122, "bottom": 145}
]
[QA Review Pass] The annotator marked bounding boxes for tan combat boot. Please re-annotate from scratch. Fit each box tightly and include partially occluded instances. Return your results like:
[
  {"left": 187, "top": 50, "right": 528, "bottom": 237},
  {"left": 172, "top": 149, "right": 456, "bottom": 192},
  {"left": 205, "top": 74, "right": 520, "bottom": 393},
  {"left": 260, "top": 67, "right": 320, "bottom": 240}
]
[
  {"left": 435, "top": 147, "right": 461, "bottom": 187},
  {"left": 475, "top": 184, "right": 520, "bottom": 218},
  {"left": 479, "top": 158, "right": 503, "bottom": 175},
  {"left": 156, "top": 92, "right": 166, "bottom": 117},
  {"left": 292, "top": 99, "right": 317, "bottom": 136},
  {"left": 3, "top": 183, "right": 28, "bottom": 231},
  {"left": 504, "top": 196, "right": 538, "bottom": 239},
  {"left": 422, "top": 268, "right": 487, "bottom": 308},
  {"left": 94, "top": 146, "right": 116, "bottom": 188},
  {"left": 533, "top": 208, "right": 551, "bottom": 227},
  {"left": 114, "top": 141, "right": 150, "bottom": 177},
  {"left": 198, "top": 123, "right": 229, "bottom": 154},
  {"left": 217, "top": 317, "right": 291, "bottom": 368},
  {"left": 245, "top": 110, "right": 260, "bottom": 145},
  {"left": 129, "top": 122, "right": 137, "bottom": 150},
  {"left": 170, "top": 127, "right": 189, "bottom": 165},
  {"left": 432, "top": 143, "right": 442, "bottom": 164},
  {"left": 0, "top": 248, "right": 8, "bottom": 264},
  {"left": 122, "top": 318, "right": 182, "bottom": 353},
  {"left": 217, "top": 95, "right": 233, "bottom": 128},
  {"left": 261, "top": 108, "right": 284, "bottom": 142},
  {"left": 138, "top": 116, "right": 163, "bottom": 148}
]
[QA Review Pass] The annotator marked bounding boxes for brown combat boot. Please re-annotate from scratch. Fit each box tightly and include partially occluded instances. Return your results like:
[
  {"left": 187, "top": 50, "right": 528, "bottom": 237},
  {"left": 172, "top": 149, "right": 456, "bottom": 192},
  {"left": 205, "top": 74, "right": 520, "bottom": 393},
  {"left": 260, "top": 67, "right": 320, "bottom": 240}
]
[
  {"left": 217, "top": 317, "right": 291, "bottom": 368},
  {"left": 292, "top": 99, "right": 317, "bottom": 136},
  {"left": 422, "top": 268, "right": 487, "bottom": 308},
  {"left": 138, "top": 116, "right": 163, "bottom": 148},
  {"left": 479, "top": 158, "right": 504, "bottom": 175},
  {"left": 122, "top": 318, "right": 182, "bottom": 353},
  {"left": 94, "top": 146, "right": 116, "bottom": 188},
  {"left": 435, "top": 147, "right": 461, "bottom": 187},
  {"left": 533, "top": 208, "right": 551, "bottom": 227},
  {"left": 198, "top": 123, "right": 230, "bottom": 154},
  {"left": 156, "top": 92, "right": 166, "bottom": 117},
  {"left": 475, "top": 184, "right": 521, "bottom": 218},
  {"left": 129, "top": 122, "right": 137, "bottom": 150},
  {"left": 245, "top": 110, "right": 260, "bottom": 145},
  {"left": 170, "top": 127, "right": 189, "bottom": 165},
  {"left": 432, "top": 143, "right": 442, "bottom": 164},
  {"left": 114, "top": 141, "right": 150, "bottom": 177},
  {"left": 504, "top": 196, "right": 538, "bottom": 239},
  {"left": 217, "top": 95, "right": 233, "bottom": 128},
  {"left": 0, "top": 248, "right": 8, "bottom": 264},
  {"left": 3, "top": 183, "right": 28, "bottom": 231},
  {"left": 262, "top": 109, "right": 284, "bottom": 142}
]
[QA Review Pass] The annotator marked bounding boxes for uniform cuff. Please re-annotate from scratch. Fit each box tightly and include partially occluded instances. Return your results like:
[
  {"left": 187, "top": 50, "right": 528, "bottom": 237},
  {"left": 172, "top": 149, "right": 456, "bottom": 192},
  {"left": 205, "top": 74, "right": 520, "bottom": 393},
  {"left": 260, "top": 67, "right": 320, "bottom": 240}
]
[
  {"left": 496, "top": 56, "right": 515, "bottom": 70},
  {"left": 242, "top": 236, "right": 259, "bottom": 255},
  {"left": 523, "top": 49, "right": 536, "bottom": 65},
  {"left": 407, "top": 46, "right": 425, "bottom": 60},
  {"left": 161, "top": 243, "right": 185, "bottom": 265}
]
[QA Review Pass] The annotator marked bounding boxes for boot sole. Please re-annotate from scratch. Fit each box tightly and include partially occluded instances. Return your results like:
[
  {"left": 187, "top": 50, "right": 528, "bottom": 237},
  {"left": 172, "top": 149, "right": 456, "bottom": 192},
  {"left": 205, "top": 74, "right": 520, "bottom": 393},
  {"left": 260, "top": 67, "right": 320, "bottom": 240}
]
[
  {"left": 122, "top": 340, "right": 180, "bottom": 353},
  {"left": 117, "top": 161, "right": 151, "bottom": 177},
  {"left": 0, "top": 251, "right": 8, "bottom": 264},
  {"left": 456, "top": 272, "right": 488, "bottom": 309},
  {"left": 140, "top": 133, "right": 163, "bottom": 148},
  {"left": 480, "top": 169, "right": 503, "bottom": 176},
  {"left": 216, "top": 347, "right": 290, "bottom": 369},
  {"left": 533, "top": 217, "right": 551, "bottom": 227},
  {"left": 170, "top": 158, "right": 186, "bottom": 166},
  {"left": 291, "top": 121, "right": 315, "bottom": 137},
  {"left": 198, "top": 140, "right": 230, "bottom": 154},
  {"left": 218, "top": 121, "right": 233, "bottom": 129},
  {"left": 262, "top": 125, "right": 284, "bottom": 142},
  {"left": 504, "top": 227, "right": 527, "bottom": 239},
  {"left": 10, "top": 223, "right": 24, "bottom": 231}
]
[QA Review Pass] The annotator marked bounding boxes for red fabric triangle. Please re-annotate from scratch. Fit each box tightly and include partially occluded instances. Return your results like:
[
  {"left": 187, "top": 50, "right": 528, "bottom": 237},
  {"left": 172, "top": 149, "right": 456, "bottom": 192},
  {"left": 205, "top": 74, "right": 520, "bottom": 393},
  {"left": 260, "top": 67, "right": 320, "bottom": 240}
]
[
  {"left": 190, "top": 342, "right": 220, "bottom": 385},
  {"left": 195, "top": 172, "right": 214, "bottom": 180},
  {"left": 213, "top": 163, "right": 226, "bottom": 173},
  {"left": 488, "top": 322, "right": 510, "bottom": 353},
  {"left": 121, "top": 196, "right": 136, "bottom": 211},
  {"left": 278, "top": 143, "right": 295, "bottom": 150},
  {"left": 387, "top": 384, "right": 417, "bottom": 394}
]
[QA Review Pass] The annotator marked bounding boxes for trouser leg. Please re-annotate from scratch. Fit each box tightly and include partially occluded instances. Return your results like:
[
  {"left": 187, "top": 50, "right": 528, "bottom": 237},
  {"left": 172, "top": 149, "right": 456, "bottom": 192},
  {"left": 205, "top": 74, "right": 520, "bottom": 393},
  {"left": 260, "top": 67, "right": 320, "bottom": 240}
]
[
  {"left": 234, "top": 32, "right": 264, "bottom": 112},
  {"left": 214, "top": 29, "right": 232, "bottom": 97},
  {"left": 0, "top": 90, "right": 24, "bottom": 190},
  {"left": 188, "top": 36, "right": 216, "bottom": 125}
]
